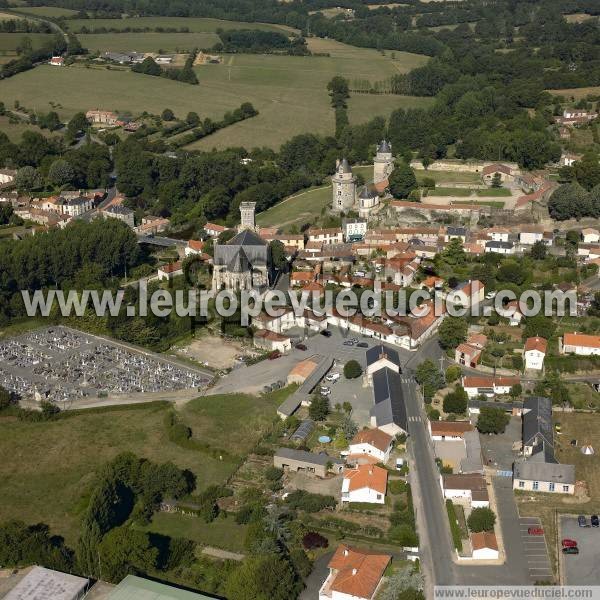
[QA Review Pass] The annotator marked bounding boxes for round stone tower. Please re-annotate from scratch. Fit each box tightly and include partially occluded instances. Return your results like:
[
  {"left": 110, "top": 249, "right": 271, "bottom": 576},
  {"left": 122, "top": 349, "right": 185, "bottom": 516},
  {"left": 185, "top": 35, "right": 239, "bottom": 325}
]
[
  {"left": 332, "top": 158, "right": 356, "bottom": 212},
  {"left": 358, "top": 186, "right": 379, "bottom": 219},
  {"left": 373, "top": 139, "right": 394, "bottom": 184}
]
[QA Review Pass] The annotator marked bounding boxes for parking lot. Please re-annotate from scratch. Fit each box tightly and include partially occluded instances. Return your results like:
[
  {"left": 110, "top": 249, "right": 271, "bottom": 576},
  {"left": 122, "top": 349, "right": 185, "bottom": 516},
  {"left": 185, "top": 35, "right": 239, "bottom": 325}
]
[
  {"left": 480, "top": 416, "right": 522, "bottom": 471},
  {"left": 519, "top": 516, "right": 553, "bottom": 583},
  {"left": 560, "top": 514, "right": 600, "bottom": 584}
]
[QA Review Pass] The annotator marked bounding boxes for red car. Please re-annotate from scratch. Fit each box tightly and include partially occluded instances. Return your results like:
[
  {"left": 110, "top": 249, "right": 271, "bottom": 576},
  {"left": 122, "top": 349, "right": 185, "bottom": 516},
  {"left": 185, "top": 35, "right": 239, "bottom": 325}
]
[
  {"left": 528, "top": 527, "right": 544, "bottom": 535},
  {"left": 562, "top": 539, "right": 578, "bottom": 548},
  {"left": 268, "top": 350, "right": 281, "bottom": 360}
]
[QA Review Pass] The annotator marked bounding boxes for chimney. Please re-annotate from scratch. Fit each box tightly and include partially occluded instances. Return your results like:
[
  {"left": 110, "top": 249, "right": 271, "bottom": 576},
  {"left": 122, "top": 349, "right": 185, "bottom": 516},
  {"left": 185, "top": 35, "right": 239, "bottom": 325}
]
[
  {"left": 352, "top": 568, "right": 357, "bottom": 576},
  {"left": 369, "top": 468, "right": 373, "bottom": 475},
  {"left": 344, "top": 549, "right": 349, "bottom": 557}
]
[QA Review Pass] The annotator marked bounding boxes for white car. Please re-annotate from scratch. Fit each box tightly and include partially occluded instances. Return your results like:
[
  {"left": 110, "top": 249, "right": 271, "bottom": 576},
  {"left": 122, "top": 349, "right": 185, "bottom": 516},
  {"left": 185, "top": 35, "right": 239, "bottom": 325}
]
[
  {"left": 326, "top": 373, "right": 340, "bottom": 382},
  {"left": 320, "top": 386, "right": 331, "bottom": 396}
]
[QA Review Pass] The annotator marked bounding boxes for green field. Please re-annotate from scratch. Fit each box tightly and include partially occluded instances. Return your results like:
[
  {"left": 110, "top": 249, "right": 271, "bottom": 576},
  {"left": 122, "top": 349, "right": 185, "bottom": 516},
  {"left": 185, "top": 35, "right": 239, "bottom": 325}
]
[
  {"left": 0, "top": 115, "right": 47, "bottom": 141},
  {"left": 139, "top": 512, "right": 248, "bottom": 552},
  {"left": 67, "top": 16, "right": 296, "bottom": 34},
  {"left": 0, "top": 40, "right": 429, "bottom": 149},
  {"left": 257, "top": 165, "right": 373, "bottom": 229},
  {"left": 415, "top": 169, "right": 482, "bottom": 183},
  {"left": 0, "top": 32, "right": 55, "bottom": 51},
  {"left": 80, "top": 32, "right": 220, "bottom": 53},
  {"left": 428, "top": 187, "right": 473, "bottom": 197},
  {"left": 476, "top": 187, "right": 512, "bottom": 197},
  {"left": 0, "top": 402, "right": 239, "bottom": 544},
  {"left": 14, "top": 5, "right": 78, "bottom": 17}
]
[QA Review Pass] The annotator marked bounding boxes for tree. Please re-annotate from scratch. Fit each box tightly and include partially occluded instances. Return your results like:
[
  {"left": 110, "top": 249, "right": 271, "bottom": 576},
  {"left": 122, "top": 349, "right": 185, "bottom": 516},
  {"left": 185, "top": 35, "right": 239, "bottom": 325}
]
[
  {"left": 48, "top": 159, "right": 74, "bottom": 187},
  {"left": 476, "top": 406, "right": 510, "bottom": 434},
  {"left": 97, "top": 527, "right": 158, "bottom": 583},
  {"left": 530, "top": 240, "right": 547, "bottom": 260},
  {"left": 132, "top": 56, "right": 162, "bottom": 76},
  {"left": 389, "top": 162, "right": 417, "bottom": 199},
  {"left": 269, "top": 240, "right": 287, "bottom": 271},
  {"left": 509, "top": 384, "right": 522, "bottom": 399},
  {"left": 440, "top": 238, "right": 466, "bottom": 266},
  {"left": 341, "top": 415, "right": 358, "bottom": 439},
  {"left": 327, "top": 76, "right": 350, "bottom": 108},
  {"left": 15, "top": 165, "right": 42, "bottom": 194},
  {"left": 309, "top": 395, "right": 329, "bottom": 421},
  {"left": 379, "top": 564, "right": 424, "bottom": 600},
  {"left": 343, "top": 359, "right": 362, "bottom": 379},
  {"left": 186, "top": 111, "right": 200, "bottom": 126},
  {"left": 467, "top": 507, "right": 496, "bottom": 532},
  {"left": 523, "top": 315, "right": 555, "bottom": 340},
  {"left": 491, "top": 172, "right": 502, "bottom": 188},
  {"left": 0, "top": 385, "right": 13, "bottom": 410},
  {"left": 438, "top": 316, "right": 467, "bottom": 350},
  {"left": 548, "top": 183, "right": 592, "bottom": 221},
  {"left": 445, "top": 365, "right": 461, "bottom": 384},
  {"left": 67, "top": 111, "right": 89, "bottom": 137},
  {"left": 224, "top": 554, "right": 301, "bottom": 600},
  {"left": 37, "top": 111, "right": 61, "bottom": 131},
  {"left": 443, "top": 386, "right": 468, "bottom": 415},
  {"left": 415, "top": 359, "right": 444, "bottom": 401},
  {"left": 161, "top": 108, "right": 175, "bottom": 122}
]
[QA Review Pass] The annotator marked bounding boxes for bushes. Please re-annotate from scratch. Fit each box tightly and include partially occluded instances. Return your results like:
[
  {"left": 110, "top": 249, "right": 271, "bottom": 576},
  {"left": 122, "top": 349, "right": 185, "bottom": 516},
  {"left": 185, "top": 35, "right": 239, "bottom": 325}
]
[
  {"left": 388, "top": 479, "right": 408, "bottom": 495},
  {"left": 285, "top": 490, "right": 336, "bottom": 513},
  {"left": 302, "top": 531, "right": 329, "bottom": 550},
  {"left": 446, "top": 500, "right": 463, "bottom": 552},
  {"left": 467, "top": 507, "right": 496, "bottom": 533},
  {"left": 343, "top": 359, "right": 363, "bottom": 379}
]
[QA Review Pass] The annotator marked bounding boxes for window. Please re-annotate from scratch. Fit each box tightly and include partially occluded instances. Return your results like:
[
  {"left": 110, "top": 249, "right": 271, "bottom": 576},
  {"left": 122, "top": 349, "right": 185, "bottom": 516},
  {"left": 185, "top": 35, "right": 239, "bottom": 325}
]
[
  {"left": 518, "top": 481, "right": 525, "bottom": 488},
  {"left": 563, "top": 485, "right": 570, "bottom": 492},
  {"left": 377, "top": 494, "right": 382, "bottom": 500},
  {"left": 549, "top": 483, "right": 555, "bottom": 492},
  {"left": 533, "top": 481, "right": 539, "bottom": 490}
]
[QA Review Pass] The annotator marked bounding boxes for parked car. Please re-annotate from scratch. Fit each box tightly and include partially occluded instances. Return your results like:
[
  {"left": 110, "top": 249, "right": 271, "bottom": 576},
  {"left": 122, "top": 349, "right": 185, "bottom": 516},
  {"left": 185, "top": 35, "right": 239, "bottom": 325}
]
[
  {"left": 268, "top": 350, "right": 281, "bottom": 360},
  {"left": 357, "top": 342, "right": 369, "bottom": 348},
  {"left": 395, "top": 458, "right": 404, "bottom": 470},
  {"left": 591, "top": 515, "right": 599, "bottom": 527},
  {"left": 320, "top": 329, "right": 332, "bottom": 337},
  {"left": 343, "top": 340, "right": 355, "bottom": 346},
  {"left": 295, "top": 343, "right": 307, "bottom": 351},
  {"left": 578, "top": 515, "right": 588, "bottom": 527},
  {"left": 485, "top": 291, "right": 497, "bottom": 300},
  {"left": 562, "top": 547, "right": 579, "bottom": 555},
  {"left": 320, "top": 386, "right": 331, "bottom": 396},
  {"left": 349, "top": 338, "right": 358, "bottom": 343},
  {"left": 325, "top": 373, "right": 340, "bottom": 382},
  {"left": 528, "top": 527, "right": 544, "bottom": 535},
  {"left": 562, "top": 539, "right": 578, "bottom": 548}
]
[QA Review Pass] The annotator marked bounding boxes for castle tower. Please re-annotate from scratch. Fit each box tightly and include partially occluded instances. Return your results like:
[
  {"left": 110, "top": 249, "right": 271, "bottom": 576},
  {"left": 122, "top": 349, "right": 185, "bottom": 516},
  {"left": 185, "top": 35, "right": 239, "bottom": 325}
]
[
  {"left": 239, "top": 201, "right": 256, "bottom": 231},
  {"left": 358, "top": 185, "right": 379, "bottom": 219},
  {"left": 332, "top": 158, "right": 356, "bottom": 213},
  {"left": 374, "top": 140, "right": 394, "bottom": 184}
]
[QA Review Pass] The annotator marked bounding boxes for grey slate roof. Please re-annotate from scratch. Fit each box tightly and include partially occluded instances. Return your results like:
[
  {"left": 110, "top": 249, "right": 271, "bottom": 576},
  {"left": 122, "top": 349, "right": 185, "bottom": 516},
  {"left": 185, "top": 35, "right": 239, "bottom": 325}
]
[
  {"left": 522, "top": 396, "right": 554, "bottom": 458},
  {"left": 359, "top": 186, "right": 375, "bottom": 199},
  {"left": 469, "top": 399, "right": 523, "bottom": 412},
  {"left": 370, "top": 367, "right": 407, "bottom": 432},
  {"left": 275, "top": 447, "right": 344, "bottom": 466},
  {"left": 461, "top": 430, "right": 484, "bottom": 474},
  {"left": 485, "top": 240, "right": 514, "bottom": 250},
  {"left": 377, "top": 139, "right": 392, "bottom": 153},
  {"left": 366, "top": 344, "right": 400, "bottom": 369},
  {"left": 513, "top": 460, "right": 575, "bottom": 485},
  {"left": 340, "top": 157, "right": 352, "bottom": 173},
  {"left": 213, "top": 228, "right": 268, "bottom": 269},
  {"left": 447, "top": 226, "right": 467, "bottom": 237}
]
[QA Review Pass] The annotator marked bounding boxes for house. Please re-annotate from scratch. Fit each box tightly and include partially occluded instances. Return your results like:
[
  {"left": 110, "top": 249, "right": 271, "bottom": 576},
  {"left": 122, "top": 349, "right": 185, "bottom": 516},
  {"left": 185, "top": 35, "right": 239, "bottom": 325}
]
[
  {"left": 444, "top": 280, "right": 485, "bottom": 309},
  {"left": 499, "top": 300, "right": 523, "bottom": 326},
  {"left": 343, "top": 218, "right": 368, "bottom": 242},
  {"left": 485, "top": 240, "right": 514, "bottom": 255},
  {"left": 319, "top": 545, "right": 391, "bottom": 600},
  {"left": 365, "top": 344, "right": 401, "bottom": 381},
  {"left": 560, "top": 152, "right": 582, "bottom": 167},
  {"left": 308, "top": 227, "right": 344, "bottom": 245},
  {"left": 60, "top": 196, "right": 94, "bottom": 217},
  {"left": 185, "top": 239, "right": 208, "bottom": 257},
  {"left": 512, "top": 460, "right": 575, "bottom": 495},
  {"left": 253, "top": 329, "right": 291, "bottom": 354},
  {"left": 461, "top": 375, "right": 521, "bottom": 399},
  {"left": 136, "top": 215, "right": 170, "bottom": 235},
  {"left": 471, "top": 532, "right": 499, "bottom": 560},
  {"left": 274, "top": 448, "right": 344, "bottom": 477},
  {"left": 204, "top": 222, "right": 227, "bottom": 237},
  {"left": 486, "top": 227, "right": 510, "bottom": 243},
  {"left": 455, "top": 333, "right": 487, "bottom": 367},
  {"left": 348, "top": 429, "right": 394, "bottom": 464},
  {"left": 49, "top": 56, "right": 64, "bottom": 66},
  {"left": 522, "top": 396, "right": 554, "bottom": 458},
  {"left": 582, "top": 228, "right": 600, "bottom": 244},
  {"left": 287, "top": 357, "right": 320, "bottom": 385},
  {"left": 86, "top": 110, "right": 118, "bottom": 126},
  {"left": 341, "top": 464, "right": 387, "bottom": 504},
  {"left": 157, "top": 261, "right": 183, "bottom": 281},
  {"left": 524, "top": 337, "right": 547, "bottom": 370},
  {"left": 560, "top": 332, "right": 600, "bottom": 356},
  {"left": 518, "top": 228, "right": 545, "bottom": 246},
  {"left": 482, "top": 163, "right": 515, "bottom": 184},
  {"left": 441, "top": 473, "right": 489, "bottom": 508},
  {"left": 370, "top": 367, "right": 408, "bottom": 436},
  {"left": 101, "top": 205, "right": 134, "bottom": 227},
  {"left": 155, "top": 55, "right": 173, "bottom": 64},
  {"left": 429, "top": 421, "right": 473, "bottom": 441},
  {"left": 445, "top": 226, "right": 467, "bottom": 242},
  {"left": 0, "top": 168, "right": 17, "bottom": 185}
]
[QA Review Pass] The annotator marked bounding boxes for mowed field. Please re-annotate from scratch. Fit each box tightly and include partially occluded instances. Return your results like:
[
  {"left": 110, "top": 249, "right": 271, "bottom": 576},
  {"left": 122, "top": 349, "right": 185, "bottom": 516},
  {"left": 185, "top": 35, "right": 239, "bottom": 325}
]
[
  {"left": 0, "top": 32, "right": 54, "bottom": 51},
  {"left": 67, "top": 16, "right": 297, "bottom": 34},
  {"left": 80, "top": 32, "right": 220, "bottom": 53},
  {"left": 0, "top": 38, "right": 430, "bottom": 149},
  {"left": 13, "top": 5, "right": 78, "bottom": 17},
  {"left": 547, "top": 86, "right": 600, "bottom": 100}
]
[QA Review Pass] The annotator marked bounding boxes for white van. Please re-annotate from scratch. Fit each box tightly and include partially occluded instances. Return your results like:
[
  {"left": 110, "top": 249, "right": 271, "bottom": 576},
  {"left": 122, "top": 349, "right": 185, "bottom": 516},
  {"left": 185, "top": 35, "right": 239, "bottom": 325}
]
[{"left": 326, "top": 372, "right": 340, "bottom": 382}]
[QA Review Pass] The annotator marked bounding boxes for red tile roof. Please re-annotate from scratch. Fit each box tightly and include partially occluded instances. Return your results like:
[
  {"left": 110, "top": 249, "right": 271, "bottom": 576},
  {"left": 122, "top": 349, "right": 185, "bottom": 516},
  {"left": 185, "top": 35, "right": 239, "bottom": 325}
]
[
  {"left": 343, "top": 464, "right": 387, "bottom": 494},
  {"left": 350, "top": 429, "right": 393, "bottom": 453},
  {"left": 524, "top": 336, "right": 547, "bottom": 353}
]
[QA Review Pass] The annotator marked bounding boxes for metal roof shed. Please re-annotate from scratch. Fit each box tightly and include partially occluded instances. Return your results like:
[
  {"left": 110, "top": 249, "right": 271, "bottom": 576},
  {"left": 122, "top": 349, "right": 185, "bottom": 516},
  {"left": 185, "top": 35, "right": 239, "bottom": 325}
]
[{"left": 108, "top": 575, "right": 216, "bottom": 599}]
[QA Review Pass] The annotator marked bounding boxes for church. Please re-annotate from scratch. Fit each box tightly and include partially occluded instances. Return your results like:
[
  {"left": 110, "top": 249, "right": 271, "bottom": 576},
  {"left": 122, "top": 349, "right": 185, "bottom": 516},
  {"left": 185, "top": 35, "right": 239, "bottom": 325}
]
[
  {"left": 331, "top": 140, "right": 394, "bottom": 217},
  {"left": 211, "top": 202, "right": 270, "bottom": 293}
]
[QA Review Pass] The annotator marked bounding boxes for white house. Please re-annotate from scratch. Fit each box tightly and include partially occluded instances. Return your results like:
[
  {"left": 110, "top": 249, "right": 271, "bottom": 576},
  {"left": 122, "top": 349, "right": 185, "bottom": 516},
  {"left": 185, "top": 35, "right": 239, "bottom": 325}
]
[
  {"left": 341, "top": 465, "right": 387, "bottom": 504},
  {"left": 348, "top": 429, "right": 393, "bottom": 464},
  {"left": 429, "top": 421, "right": 473, "bottom": 441},
  {"left": 308, "top": 227, "right": 344, "bottom": 245},
  {"left": 519, "top": 229, "right": 545, "bottom": 245},
  {"left": 582, "top": 228, "right": 600, "bottom": 244},
  {"left": 513, "top": 460, "right": 575, "bottom": 495},
  {"left": 319, "top": 544, "right": 391, "bottom": 600},
  {"left": 471, "top": 532, "right": 499, "bottom": 560},
  {"left": 204, "top": 222, "right": 227, "bottom": 237},
  {"left": 60, "top": 196, "right": 94, "bottom": 217},
  {"left": 253, "top": 329, "right": 291, "bottom": 354},
  {"left": 524, "top": 336, "right": 547, "bottom": 370},
  {"left": 461, "top": 375, "right": 521, "bottom": 399},
  {"left": 441, "top": 473, "right": 489, "bottom": 508},
  {"left": 560, "top": 332, "right": 600, "bottom": 356},
  {"left": 486, "top": 227, "right": 510, "bottom": 243},
  {"left": 343, "top": 218, "right": 367, "bottom": 241},
  {"left": 485, "top": 241, "right": 514, "bottom": 255},
  {"left": 157, "top": 261, "right": 183, "bottom": 281}
]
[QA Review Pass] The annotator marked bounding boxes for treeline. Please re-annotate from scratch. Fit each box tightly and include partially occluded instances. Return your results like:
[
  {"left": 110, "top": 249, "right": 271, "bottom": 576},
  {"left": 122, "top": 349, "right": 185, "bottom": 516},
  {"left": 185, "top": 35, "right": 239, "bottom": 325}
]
[
  {"left": 132, "top": 55, "right": 198, "bottom": 85},
  {"left": 168, "top": 102, "right": 258, "bottom": 148},
  {"left": 74, "top": 25, "right": 192, "bottom": 33},
  {"left": 0, "top": 18, "right": 53, "bottom": 33},
  {"left": 213, "top": 29, "right": 309, "bottom": 55}
]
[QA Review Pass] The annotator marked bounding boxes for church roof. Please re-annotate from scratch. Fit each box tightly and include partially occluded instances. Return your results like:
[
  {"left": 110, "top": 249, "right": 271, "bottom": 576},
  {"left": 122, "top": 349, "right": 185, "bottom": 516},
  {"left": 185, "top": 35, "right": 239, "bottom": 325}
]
[
  {"left": 340, "top": 158, "right": 352, "bottom": 173},
  {"left": 359, "top": 186, "right": 375, "bottom": 199},
  {"left": 377, "top": 139, "right": 392, "bottom": 153},
  {"left": 227, "top": 229, "right": 267, "bottom": 247},
  {"left": 213, "top": 228, "right": 268, "bottom": 268}
]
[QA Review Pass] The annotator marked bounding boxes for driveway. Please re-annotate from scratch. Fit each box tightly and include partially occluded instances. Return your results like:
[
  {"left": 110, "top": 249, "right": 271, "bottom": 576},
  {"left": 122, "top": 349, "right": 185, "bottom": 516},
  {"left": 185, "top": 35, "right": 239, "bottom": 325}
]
[
  {"left": 480, "top": 416, "right": 522, "bottom": 471},
  {"left": 300, "top": 551, "right": 332, "bottom": 600}
]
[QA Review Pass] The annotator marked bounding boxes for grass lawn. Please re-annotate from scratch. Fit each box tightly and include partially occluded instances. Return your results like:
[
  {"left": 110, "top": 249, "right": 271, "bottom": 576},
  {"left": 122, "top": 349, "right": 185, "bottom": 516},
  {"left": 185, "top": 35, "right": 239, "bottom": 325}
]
[
  {"left": 79, "top": 32, "right": 220, "bottom": 53},
  {"left": 14, "top": 5, "right": 78, "bottom": 17},
  {"left": 565, "top": 383, "right": 600, "bottom": 410},
  {"left": 138, "top": 512, "right": 248, "bottom": 552},
  {"left": 546, "top": 86, "right": 600, "bottom": 100},
  {"left": 0, "top": 43, "right": 428, "bottom": 149},
  {"left": 67, "top": 16, "right": 296, "bottom": 34},
  {"left": 415, "top": 169, "right": 482, "bottom": 184},
  {"left": 454, "top": 199, "right": 505, "bottom": 208},
  {"left": 476, "top": 187, "right": 512, "bottom": 197},
  {"left": 0, "top": 32, "right": 55, "bottom": 51},
  {"left": 180, "top": 389, "right": 286, "bottom": 456},
  {"left": 0, "top": 115, "right": 48, "bottom": 142},
  {"left": 428, "top": 187, "right": 473, "bottom": 197},
  {"left": 517, "top": 412, "right": 600, "bottom": 575},
  {"left": 256, "top": 165, "right": 373, "bottom": 229}
]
